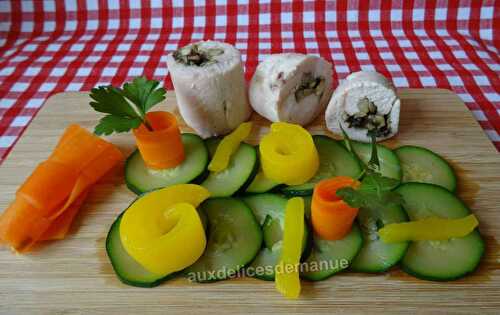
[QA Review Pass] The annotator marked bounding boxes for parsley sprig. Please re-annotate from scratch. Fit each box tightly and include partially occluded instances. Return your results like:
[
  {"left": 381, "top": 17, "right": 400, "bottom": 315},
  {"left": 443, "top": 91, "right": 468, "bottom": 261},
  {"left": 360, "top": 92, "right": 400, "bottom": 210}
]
[
  {"left": 336, "top": 128, "right": 403, "bottom": 214},
  {"left": 89, "top": 77, "right": 166, "bottom": 135}
]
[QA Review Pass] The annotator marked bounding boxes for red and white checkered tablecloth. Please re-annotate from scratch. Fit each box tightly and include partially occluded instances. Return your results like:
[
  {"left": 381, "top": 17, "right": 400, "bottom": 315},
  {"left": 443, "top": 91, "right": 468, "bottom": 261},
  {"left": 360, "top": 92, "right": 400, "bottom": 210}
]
[{"left": 0, "top": 1, "right": 498, "bottom": 163}]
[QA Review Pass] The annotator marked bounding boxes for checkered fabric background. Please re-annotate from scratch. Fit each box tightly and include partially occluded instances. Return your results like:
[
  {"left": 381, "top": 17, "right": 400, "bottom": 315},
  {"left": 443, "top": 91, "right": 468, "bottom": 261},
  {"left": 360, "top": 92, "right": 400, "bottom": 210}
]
[{"left": 0, "top": 1, "right": 498, "bottom": 163}]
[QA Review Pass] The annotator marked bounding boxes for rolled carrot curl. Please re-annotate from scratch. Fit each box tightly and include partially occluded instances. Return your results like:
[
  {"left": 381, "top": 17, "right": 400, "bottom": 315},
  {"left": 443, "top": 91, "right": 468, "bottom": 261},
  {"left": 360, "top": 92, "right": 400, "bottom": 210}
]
[
  {"left": 133, "top": 111, "right": 185, "bottom": 170},
  {"left": 311, "top": 176, "right": 360, "bottom": 240}
]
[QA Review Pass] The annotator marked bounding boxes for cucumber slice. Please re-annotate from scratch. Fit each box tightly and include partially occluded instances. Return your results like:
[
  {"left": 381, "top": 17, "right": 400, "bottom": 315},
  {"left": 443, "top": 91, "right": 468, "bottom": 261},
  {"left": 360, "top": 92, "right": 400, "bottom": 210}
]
[
  {"left": 245, "top": 146, "right": 281, "bottom": 194},
  {"left": 243, "top": 194, "right": 309, "bottom": 281},
  {"left": 350, "top": 204, "right": 409, "bottom": 273},
  {"left": 106, "top": 213, "right": 173, "bottom": 287},
  {"left": 395, "top": 145, "right": 457, "bottom": 192},
  {"left": 204, "top": 137, "right": 221, "bottom": 156},
  {"left": 125, "top": 133, "right": 208, "bottom": 195},
  {"left": 245, "top": 170, "right": 280, "bottom": 194},
  {"left": 301, "top": 224, "right": 363, "bottom": 281},
  {"left": 282, "top": 135, "right": 363, "bottom": 196},
  {"left": 185, "top": 198, "right": 263, "bottom": 282},
  {"left": 197, "top": 208, "right": 208, "bottom": 233},
  {"left": 247, "top": 248, "right": 279, "bottom": 281},
  {"left": 396, "top": 183, "right": 485, "bottom": 281},
  {"left": 303, "top": 196, "right": 312, "bottom": 219},
  {"left": 201, "top": 138, "right": 258, "bottom": 197},
  {"left": 350, "top": 141, "right": 402, "bottom": 180}
]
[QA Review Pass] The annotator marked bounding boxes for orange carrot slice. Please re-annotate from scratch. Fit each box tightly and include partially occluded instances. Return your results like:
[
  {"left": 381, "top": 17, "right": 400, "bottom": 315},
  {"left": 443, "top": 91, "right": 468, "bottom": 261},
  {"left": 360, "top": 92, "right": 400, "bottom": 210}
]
[
  {"left": 39, "top": 190, "right": 89, "bottom": 241},
  {"left": 132, "top": 111, "right": 185, "bottom": 170},
  {"left": 0, "top": 124, "right": 123, "bottom": 252},
  {"left": 0, "top": 198, "right": 52, "bottom": 250},
  {"left": 50, "top": 124, "right": 113, "bottom": 172},
  {"left": 54, "top": 124, "right": 81, "bottom": 149},
  {"left": 46, "top": 144, "right": 123, "bottom": 222},
  {"left": 78, "top": 145, "right": 123, "bottom": 186},
  {"left": 16, "top": 161, "right": 79, "bottom": 216},
  {"left": 311, "top": 176, "right": 360, "bottom": 240}
]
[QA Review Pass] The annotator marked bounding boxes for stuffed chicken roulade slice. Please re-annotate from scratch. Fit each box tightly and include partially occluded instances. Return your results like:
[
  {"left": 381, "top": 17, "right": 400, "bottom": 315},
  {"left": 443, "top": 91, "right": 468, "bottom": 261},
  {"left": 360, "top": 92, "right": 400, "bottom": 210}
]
[
  {"left": 166, "top": 41, "right": 251, "bottom": 138},
  {"left": 249, "top": 53, "right": 333, "bottom": 126},
  {"left": 325, "top": 71, "right": 400, "bottom": 142}
]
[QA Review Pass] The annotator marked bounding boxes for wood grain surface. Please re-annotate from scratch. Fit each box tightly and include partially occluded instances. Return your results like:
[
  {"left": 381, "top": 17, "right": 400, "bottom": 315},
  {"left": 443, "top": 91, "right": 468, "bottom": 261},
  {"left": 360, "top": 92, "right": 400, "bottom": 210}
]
[{"left": 0, "top": 89, "right": 499, "bottom": 314}]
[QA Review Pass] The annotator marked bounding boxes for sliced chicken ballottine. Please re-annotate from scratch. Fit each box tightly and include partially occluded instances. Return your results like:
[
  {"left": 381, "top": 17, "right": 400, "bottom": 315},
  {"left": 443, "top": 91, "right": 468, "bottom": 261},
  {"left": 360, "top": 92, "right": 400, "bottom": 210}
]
[
  {"left": 325, "top": 71, "right": 401, "bottom": 142},
  {"left": 166, "top": 41, "right": 251, "bottom": 138},
  {"left": 249, "top": 53, "right": 333, "bottom": 126}
]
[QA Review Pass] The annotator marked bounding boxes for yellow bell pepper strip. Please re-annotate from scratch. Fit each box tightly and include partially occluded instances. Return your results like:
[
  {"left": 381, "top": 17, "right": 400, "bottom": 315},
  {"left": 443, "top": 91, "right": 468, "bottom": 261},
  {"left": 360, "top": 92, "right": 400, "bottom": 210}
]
[
  {"left": 260, "top": 122, "right": 319, "bottom": 185},
  {"left": 275, "top": 197, "right": 304, "bottom": 299},
  {"left": 379, "top": 214, "right": 479, "bottom": 243},
  {"left": 208, "top": 122, "right": 253, "bottom": 172},
  {"left": 120, "top": 184, "right": 209, "bottom": 275}
]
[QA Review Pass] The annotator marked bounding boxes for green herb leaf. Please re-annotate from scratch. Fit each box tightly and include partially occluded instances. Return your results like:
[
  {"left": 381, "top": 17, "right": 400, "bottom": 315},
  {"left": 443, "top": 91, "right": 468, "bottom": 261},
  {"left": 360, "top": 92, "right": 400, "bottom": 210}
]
[
  {"left": 366, "top": 132, "right": 380, "bottom": 172},
  {"left": 337, "top": 175, "right": 403, "bottom": 214},
  {"left": 340, "top": 124, "right": 353, "bottom": 151},
  {"left": 90, "top": 86, "right": 139, "bottom": 118},
  {"left": 339, "top": 124, "right": 365, "bottom": 178},
  {"left": 337, "top": 166, "right": 402, "bottom": 217},
  {"left": 336, "top": 187, "right": 364, "bottom": 208},
  {"left": 360, "top": 172, "right": 400, "bottom": 194},
  {"left": 122, "top": 76, "right": 166, "bottom": 113},
  {"left": 337, "top": 124, "right": 402, "bottom": 216},
  {"left": 89, "top": 77, "right": 166, "bottom": 135},
  {"left": 94, "top": 115, "right": 142, "bottom": 136}
]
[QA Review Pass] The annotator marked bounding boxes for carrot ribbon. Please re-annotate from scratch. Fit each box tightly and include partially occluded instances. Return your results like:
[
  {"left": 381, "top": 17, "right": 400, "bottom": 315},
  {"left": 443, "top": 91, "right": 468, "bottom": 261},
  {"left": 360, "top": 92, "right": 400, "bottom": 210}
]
[{"left": 0, "top": 124, "right": 123, "bottom": 252}]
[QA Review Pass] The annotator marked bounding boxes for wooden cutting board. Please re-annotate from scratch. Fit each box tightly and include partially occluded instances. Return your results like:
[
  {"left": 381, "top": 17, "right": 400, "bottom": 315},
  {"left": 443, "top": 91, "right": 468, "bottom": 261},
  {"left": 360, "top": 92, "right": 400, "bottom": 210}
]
[{"left": 0, "top": 89, "right": 499, "bottom": 314}]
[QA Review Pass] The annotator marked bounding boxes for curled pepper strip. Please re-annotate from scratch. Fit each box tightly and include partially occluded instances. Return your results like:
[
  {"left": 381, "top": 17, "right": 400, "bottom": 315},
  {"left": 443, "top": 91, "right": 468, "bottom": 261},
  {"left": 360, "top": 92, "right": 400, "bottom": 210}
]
[
  {"left": 120, "top": 184, "right": 209, "bottom": 275},
  {"left": 208, "top": 122, "right": 252, "bottom": 172},
  {"left": 260, "top": 122, "right": 319, "bottom": 185},
  {"left": 275, "top": 197, "right": 304, "bottom": 299},
  {"left": 379, "top": 214, "right": 479, "bottom": 243}
]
